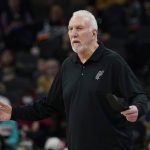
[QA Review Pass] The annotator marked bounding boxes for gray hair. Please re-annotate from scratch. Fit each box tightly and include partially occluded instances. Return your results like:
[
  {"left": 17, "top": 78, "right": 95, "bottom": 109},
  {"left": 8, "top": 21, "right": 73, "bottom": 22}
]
[{"left": 72, "top": 10, "right": 98, "bottom": 31}]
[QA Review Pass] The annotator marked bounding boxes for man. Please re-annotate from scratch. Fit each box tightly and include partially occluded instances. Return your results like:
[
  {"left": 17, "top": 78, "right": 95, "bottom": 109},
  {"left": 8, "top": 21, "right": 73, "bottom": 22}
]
[{"left": 0, "top": 10, "right": 148, "bottom": 150}]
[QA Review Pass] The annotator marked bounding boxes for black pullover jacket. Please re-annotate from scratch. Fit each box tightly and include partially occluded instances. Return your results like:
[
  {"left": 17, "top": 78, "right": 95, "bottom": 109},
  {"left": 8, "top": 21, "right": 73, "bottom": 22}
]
[{"left": 11, "top": 44, "right": 148, "bottom": 150}]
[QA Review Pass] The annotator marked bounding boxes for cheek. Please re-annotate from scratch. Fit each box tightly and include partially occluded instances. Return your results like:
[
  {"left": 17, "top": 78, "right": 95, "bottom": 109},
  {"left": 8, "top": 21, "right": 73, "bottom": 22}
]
[
  {"left": 82, "top": 34, "right": 92, "bottom": 44},
  {"left": 80, "top": 33, "right": 88, "bottom": 40},
  {"left": 68, "top": 33, "right": 71, "bottom": 40}
]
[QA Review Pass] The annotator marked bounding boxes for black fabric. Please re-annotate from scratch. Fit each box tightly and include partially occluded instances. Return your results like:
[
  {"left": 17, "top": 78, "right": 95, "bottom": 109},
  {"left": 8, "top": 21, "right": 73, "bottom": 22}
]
[
  {"left": 11, "top": 44, "right": 148, "bottom": 150},
  {"left": 106, "top": 94, "right": 129, "bottom": 112}
]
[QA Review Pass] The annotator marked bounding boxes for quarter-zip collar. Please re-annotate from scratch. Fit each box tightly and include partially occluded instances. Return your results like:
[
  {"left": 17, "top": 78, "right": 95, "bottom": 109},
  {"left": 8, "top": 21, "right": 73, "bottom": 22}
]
[{"left": 72, "top": 43, "right": 104, "bottom": 64}]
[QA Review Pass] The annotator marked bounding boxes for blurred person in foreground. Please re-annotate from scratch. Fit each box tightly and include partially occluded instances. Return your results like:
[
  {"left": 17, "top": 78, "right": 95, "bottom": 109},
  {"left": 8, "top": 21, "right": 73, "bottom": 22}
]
[
  {"left": 16, "top": 144, "right": 31, "bottom": 150},
  {"left": 44, "top": 137, "right": 65, "bottom": 150},
  {"left": 0, "top": 10, "right": 148, "bottom": 150}
]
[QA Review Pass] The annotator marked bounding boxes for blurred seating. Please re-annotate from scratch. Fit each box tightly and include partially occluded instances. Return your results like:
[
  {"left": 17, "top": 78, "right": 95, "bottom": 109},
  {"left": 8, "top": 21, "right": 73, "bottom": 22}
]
[{"left": 104, "top": 38, "right": 127, "bottom": 58}]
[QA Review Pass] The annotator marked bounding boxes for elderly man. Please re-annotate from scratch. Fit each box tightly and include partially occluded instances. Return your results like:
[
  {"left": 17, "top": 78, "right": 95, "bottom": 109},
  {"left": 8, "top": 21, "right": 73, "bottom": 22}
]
[{"left": 0, "top": 10, "right": 148, "bottom": 150}]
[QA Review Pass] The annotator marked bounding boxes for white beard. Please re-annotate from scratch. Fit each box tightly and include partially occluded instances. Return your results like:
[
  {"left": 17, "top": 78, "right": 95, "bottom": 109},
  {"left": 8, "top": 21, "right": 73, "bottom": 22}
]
[{"left": 72, "top": 43, "right": 88, "bottom": 53}]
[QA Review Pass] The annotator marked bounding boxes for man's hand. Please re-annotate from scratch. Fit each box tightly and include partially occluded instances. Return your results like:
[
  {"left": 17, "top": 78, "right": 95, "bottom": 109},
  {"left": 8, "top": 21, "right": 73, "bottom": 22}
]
[
  {"left": 121, "top": 105, "right": 138, "bottom": 122},
  {"left": 0, "top": 101, "right": 12, "bottom": 121}
]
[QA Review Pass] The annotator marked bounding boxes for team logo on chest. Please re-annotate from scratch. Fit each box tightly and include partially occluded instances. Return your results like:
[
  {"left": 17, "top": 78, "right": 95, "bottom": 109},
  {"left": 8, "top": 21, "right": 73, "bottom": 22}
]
[{"left": 95, "top": 70, "right": 104, "bottom": 80}]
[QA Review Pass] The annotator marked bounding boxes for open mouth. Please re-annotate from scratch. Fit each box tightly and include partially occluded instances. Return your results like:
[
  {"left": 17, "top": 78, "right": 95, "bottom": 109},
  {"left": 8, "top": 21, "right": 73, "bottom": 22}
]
[{"left": 72, "top": 40, "right": 80, "bottom": 44}]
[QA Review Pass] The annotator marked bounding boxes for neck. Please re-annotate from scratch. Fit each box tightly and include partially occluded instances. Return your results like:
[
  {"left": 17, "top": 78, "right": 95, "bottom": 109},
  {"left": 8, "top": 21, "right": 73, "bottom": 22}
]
[{"left": 78, "top": 43, "right": 99, "bottom": 64}]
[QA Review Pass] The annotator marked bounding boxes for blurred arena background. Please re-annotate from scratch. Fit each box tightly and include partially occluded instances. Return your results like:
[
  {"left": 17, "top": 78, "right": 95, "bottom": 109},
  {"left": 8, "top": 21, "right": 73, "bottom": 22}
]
[{"left": 0, "top": 0, "right": 150, "bottom": 149}]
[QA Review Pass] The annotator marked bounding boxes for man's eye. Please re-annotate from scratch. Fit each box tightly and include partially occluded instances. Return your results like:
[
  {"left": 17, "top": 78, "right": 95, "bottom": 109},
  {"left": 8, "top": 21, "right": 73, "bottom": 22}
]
[{"left": 77, "top": 27, "right": 82, "bottom": 30}]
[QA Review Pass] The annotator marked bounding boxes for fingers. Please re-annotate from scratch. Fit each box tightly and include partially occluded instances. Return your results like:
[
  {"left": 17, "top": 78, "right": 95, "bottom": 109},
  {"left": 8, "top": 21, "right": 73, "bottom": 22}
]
[
  {"left": 126, "top": 116, "right": 137, "bottom": 122},
  {"left": 121, "top": 106, "right": 137, "bottom": 115},
  {"left": 0, "top": 111, "right": 10, "bottom": 120},
  {"left": 0, "top": 101, "right": 12, "bottom": 121},
  {"left": 121, "top": 105, "right": 138, "bottom": 122},
  {"left": 0, "top": 101, "right": 7, "bottom": 107},
  {"left": 0, "top": 102, "right": 12, "bottom": 113}
]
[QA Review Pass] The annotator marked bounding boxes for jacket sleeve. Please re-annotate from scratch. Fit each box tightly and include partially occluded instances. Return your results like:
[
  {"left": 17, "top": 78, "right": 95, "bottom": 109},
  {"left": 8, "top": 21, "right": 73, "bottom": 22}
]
[
  {"left": 11, "top": 68, "right": 64, "bottom": 121},
  {"left": 116, "top": 57, "right": 148, "bottom": 118}
]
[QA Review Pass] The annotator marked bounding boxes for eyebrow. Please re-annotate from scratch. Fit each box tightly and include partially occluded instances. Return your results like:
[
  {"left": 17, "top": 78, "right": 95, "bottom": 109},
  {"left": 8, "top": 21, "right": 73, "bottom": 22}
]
[{"left": 68, "top": 24, "right": 84, "bottom": 29}]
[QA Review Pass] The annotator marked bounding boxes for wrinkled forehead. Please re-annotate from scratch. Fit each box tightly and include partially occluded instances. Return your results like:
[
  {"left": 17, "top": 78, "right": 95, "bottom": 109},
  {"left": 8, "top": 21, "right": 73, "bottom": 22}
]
[{"left": 68, "top": 15, "right": 91, "bottom": 27}]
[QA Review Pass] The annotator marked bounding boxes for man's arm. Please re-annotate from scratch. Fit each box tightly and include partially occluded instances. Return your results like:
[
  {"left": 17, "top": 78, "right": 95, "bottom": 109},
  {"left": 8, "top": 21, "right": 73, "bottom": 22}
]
[
  {"left": 113, "top": 55, "right": 148, "bottom": 122},
  {"left": 121, "top": 94, "right": 148, "bottom": 122},
  {"left": 0, "top": 69, "right": 64, "bottom": 121}
]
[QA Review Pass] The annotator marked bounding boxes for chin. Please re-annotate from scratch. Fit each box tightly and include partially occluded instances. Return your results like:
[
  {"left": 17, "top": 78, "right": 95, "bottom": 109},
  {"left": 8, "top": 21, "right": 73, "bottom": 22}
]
[{"left": 72, "top": 46, "right": 86, "bottom": 53}]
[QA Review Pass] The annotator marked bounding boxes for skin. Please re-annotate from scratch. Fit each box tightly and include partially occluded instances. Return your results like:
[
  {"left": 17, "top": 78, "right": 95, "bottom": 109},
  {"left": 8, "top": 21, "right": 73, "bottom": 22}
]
[
  {"left": 0, "top": 13, "right": 138, "bottom": 123},
  {"left": 121, "top": 106, "right": 138, "bottom": 122},
  {"left": 68, "top": 15, "right": 98, "bottom": 63}
]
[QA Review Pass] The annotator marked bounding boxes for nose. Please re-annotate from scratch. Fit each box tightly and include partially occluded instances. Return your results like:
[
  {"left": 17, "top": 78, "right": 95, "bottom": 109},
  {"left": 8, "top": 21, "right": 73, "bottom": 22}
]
[{"left": 70, "top": 29, "right": 78, "bottom": 39}]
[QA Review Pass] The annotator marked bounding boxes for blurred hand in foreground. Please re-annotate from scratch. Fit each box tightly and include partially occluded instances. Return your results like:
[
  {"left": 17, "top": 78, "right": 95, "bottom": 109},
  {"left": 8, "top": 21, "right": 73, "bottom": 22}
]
[{"left": 0, "top": 101, "right": 12, "bottom": 121}]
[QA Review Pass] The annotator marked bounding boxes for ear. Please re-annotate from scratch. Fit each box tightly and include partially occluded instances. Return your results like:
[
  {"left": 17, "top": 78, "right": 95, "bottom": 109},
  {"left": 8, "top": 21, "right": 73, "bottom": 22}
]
[{"left": 92, "top": 29, "right": 97, "bottom": 38}]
